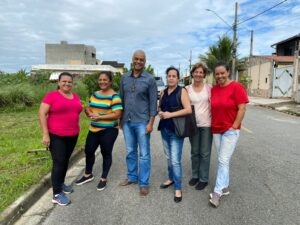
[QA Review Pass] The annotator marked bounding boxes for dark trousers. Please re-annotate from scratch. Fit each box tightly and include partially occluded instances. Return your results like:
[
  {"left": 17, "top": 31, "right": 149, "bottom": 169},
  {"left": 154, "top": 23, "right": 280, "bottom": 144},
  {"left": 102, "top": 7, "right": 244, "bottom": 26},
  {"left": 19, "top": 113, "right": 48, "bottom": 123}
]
[
  {"left": 49, "top": 133, "right": 78, "bottom": 195},
  {"left": 85, "top": 128, "right": 118, "bottom": 179},
  {"left": 189, "top": 127, "right": 213, "bottom": 182}
]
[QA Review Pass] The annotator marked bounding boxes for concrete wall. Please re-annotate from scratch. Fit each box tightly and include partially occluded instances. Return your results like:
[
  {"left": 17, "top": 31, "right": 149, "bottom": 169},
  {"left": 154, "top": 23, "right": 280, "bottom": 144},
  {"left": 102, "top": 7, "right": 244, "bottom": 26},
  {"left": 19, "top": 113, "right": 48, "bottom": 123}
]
[
  {"left": 248, "top": 58, "right": 272, "bottom": 98},
  {"left": 45, "top": 42, "right": 97, "bottom": 65},
  {"left": 293, "top": 55, "right": 300, "bottom": 103}
]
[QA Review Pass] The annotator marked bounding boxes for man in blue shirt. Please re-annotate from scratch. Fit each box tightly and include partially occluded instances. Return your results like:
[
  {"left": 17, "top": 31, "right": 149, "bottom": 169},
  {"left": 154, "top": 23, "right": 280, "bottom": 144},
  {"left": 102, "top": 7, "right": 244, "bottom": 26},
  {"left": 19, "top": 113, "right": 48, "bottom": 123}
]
[{"left": 119, "top": 50, "right": 157, "bottom": 196}]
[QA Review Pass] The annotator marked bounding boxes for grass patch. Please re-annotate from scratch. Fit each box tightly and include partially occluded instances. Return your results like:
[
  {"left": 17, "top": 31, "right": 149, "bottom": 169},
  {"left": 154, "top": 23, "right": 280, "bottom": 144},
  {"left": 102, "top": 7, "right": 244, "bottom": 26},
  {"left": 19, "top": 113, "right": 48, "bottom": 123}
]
[{"left": 0, "top": 106, "right": 90, "bottom": 212}]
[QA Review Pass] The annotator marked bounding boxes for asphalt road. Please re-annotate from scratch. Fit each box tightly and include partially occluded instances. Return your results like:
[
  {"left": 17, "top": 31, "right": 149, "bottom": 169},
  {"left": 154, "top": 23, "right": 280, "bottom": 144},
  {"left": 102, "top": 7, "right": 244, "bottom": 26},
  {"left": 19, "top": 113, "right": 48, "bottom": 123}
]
[{"left": 15, "top": 105, "right": 300, "bottom": 225}]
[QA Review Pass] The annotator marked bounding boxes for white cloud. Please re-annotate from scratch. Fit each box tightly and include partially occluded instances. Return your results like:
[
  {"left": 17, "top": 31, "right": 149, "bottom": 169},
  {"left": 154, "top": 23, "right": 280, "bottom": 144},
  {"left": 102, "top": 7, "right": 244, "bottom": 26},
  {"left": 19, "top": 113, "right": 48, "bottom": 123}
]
[{"left": 0, "top": 0, "right": 299, "bottom": 75}]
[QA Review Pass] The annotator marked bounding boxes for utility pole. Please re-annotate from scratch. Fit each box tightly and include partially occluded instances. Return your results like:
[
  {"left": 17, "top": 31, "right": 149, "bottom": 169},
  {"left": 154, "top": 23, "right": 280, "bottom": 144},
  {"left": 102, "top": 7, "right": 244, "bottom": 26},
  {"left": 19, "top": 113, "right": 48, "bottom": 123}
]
[
  {"left": 189, "top": 49, "right": 192, "bottom": 71},
  {"left": 292, "top": 41, "right": 300, "bottom": 102},
  {"left": 248, "top": 30, "right": 254, "bottom": 90},
  {"left": 250, "top": 30, "right": 253, "bottom": 57},
  {"left": 189, "top": 49, "right": 192, "bottom": 84},
  {"left": 231, "top": 1, "right": 238, "bottom": 81}
]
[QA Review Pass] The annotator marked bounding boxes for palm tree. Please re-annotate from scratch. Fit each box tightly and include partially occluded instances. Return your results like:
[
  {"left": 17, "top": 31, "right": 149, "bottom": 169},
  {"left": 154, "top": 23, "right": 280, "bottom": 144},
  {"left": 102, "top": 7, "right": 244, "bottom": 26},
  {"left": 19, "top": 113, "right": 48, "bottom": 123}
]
[{"left": 199, "top": 36, "right": 238, "bottom": 73}]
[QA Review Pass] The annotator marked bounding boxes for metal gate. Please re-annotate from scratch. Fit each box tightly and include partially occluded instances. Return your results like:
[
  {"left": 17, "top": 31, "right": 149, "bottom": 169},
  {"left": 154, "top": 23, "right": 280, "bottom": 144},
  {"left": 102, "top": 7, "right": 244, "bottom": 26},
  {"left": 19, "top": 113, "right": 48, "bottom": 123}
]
[{"left": 272, "top": 66, "right": 293, "bottom": 97}]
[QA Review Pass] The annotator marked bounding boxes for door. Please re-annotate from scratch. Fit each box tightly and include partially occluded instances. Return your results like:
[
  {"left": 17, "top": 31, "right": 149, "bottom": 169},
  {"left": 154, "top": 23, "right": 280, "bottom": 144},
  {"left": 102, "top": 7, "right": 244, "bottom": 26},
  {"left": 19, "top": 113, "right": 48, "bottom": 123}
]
[{"left": 272, "top": 66, "right": 293, "bottom": 97}]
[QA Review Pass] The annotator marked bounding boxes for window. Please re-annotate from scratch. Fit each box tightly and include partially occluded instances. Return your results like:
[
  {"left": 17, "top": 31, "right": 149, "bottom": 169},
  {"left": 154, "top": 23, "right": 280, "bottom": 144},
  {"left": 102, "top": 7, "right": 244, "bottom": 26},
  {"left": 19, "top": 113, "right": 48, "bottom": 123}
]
[{"left": 284, "top": 48, "right": 292, "bottom": 56}]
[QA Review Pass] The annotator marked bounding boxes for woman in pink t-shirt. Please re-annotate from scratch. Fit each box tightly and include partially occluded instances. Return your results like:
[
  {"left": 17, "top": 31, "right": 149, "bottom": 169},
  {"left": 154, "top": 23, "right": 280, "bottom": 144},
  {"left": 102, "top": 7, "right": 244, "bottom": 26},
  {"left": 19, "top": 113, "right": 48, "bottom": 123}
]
[
  {"left": 186, "top": 63, "right": 212, "bottom": 191},
  {"left": 39, "top": 72, "right": 82, "bottom": 206},
  {"left": 209, "top": 62, "right": 248, "bottom": 208}
]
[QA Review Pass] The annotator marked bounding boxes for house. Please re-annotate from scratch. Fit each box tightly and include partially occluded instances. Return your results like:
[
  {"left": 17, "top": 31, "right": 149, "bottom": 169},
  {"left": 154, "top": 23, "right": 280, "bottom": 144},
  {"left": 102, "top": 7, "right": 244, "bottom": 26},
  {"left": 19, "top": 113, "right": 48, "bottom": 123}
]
[
  {"left": 32, "top": 41, "right": 124, "bottom": 80},
  {"left": 248, "top": 56, "right": 294, "bottom": 98},
  {"left": 271, "top": 33, "right": 300, "bottom": 56},
  {"left": 101, "top": 61, "right": 125, "bottom": 74},
  {"left": 31, "top": 64, "right": 119, "bottom": 80},
  {"left": 46, "top": 41, "right": 97, "bottom": 65},
  {"left": 248, "top": 33, "right": 300, "bottom": 99}
]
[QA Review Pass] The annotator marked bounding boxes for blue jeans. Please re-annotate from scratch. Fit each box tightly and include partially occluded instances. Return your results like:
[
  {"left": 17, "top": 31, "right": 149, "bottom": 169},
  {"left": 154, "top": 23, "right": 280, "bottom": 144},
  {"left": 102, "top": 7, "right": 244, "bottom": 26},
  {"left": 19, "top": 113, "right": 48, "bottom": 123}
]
[
  {"left": 213, "top": 129, "right": 240, "bottom": 194},
  {"left": 123, "top": 121, "right": 151, "bottom": 187},
  {"left": 160, "top": 128, "right": 184, "bottom": 190},
  {"left": 189, "top": 127, "right": 212, "bottom": 182}
]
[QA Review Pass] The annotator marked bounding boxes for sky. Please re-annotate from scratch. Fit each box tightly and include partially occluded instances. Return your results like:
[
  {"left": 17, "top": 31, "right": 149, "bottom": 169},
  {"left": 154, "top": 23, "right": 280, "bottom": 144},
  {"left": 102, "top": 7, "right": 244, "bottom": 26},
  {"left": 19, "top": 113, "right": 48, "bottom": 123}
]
[{"left": 0, "top": 0, "right": 300, "bottom": 76}]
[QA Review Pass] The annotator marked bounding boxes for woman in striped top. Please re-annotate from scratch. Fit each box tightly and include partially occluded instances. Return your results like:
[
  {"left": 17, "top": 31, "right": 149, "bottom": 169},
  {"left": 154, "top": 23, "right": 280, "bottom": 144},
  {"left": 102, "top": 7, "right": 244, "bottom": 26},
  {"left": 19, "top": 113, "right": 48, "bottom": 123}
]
[{"left": 75, "top": 71, "right": 123, "bottom": 191}]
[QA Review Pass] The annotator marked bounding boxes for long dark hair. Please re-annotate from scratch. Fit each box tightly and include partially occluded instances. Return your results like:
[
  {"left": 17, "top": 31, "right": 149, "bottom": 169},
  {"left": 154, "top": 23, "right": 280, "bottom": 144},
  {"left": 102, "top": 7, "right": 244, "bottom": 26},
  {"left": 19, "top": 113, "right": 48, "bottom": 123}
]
[{"left": 214, "top": 61, "right": 230, "bottom": 73}]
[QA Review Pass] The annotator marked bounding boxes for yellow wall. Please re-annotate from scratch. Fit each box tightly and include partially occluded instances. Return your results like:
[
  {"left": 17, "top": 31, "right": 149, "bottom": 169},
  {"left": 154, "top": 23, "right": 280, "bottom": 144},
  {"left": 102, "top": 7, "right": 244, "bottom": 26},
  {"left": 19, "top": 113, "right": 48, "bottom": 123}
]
[{"left": 249, "top": 61, "right": 271, "bottom": 90}]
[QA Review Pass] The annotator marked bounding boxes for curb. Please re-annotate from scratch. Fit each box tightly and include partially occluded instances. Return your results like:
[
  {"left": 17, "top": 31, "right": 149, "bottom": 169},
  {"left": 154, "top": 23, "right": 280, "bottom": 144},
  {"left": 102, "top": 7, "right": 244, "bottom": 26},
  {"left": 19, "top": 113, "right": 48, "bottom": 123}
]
[
  {"left": 254, "top": 103, "right": 300, "bottom": 117},
  {"left": 0, "top": 147, "right": 84, "bottom": 225}
]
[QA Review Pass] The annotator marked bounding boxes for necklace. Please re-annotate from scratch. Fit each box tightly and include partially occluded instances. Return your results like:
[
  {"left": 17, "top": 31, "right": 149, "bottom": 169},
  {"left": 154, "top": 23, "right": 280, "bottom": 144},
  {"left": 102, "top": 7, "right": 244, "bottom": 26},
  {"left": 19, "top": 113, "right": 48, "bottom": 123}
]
[{"left": 59, "top": 90, "right": 72, "bottom": 98}]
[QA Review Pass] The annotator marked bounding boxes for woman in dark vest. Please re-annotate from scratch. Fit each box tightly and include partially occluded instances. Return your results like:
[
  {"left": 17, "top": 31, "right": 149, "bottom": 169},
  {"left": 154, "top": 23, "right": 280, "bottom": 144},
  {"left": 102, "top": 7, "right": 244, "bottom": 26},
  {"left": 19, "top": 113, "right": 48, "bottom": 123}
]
[{"left": 158, "top": 66, "right": 192, "bottom": 203}]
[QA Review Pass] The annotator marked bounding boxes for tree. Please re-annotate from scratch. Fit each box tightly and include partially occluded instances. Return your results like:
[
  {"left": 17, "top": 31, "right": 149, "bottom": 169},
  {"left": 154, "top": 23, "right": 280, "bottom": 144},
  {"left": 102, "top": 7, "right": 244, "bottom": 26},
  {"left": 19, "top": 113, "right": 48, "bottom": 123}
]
[
  {"left": 111, "top": 72, "right": 122, "bottom": 92},
  {"left": 127, "top": 64, "right": 155, "bottom": 76},
  {"left": 82, "top": 72, "right": 123, "bottom": 95},
  {"left": 199, "top": 36, "right": 240, "bottom": 73},
  {"left": 145, "top": 64, "right": 155, "bottom": 75}
]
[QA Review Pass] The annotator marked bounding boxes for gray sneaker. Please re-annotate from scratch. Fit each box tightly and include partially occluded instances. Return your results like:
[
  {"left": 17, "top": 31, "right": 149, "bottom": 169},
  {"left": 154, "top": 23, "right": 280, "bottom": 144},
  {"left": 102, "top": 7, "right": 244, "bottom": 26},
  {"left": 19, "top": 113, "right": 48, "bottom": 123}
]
[
  {"left": 209, "top": 192, "right": 221, "bottom": 207},
  {"left": 209, "top": 188, "right": 230, "bottom": 198},
  {"left": 221, "top": 187, "right": 230, "bottom": 196}
]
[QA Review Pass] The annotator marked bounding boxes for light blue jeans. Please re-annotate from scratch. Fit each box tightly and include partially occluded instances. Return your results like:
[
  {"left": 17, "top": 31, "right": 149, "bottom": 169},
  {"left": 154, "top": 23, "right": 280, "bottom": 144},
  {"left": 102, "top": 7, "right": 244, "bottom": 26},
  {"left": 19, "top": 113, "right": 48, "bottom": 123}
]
[
  {"left": 123, "top": 121, "right": 151, "bottom": 187},
  {"left": 213, "top": 129, "right": 240, "bottom": 195},
  {"left": 160, "top": 128, "right": 184, "bottom": 190}
]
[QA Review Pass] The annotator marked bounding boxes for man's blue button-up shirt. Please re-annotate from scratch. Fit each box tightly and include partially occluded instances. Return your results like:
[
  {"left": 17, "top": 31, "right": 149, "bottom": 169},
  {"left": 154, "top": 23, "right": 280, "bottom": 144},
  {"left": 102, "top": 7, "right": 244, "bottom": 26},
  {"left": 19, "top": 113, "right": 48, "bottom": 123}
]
[{"left": 120, "top": 71, "right": 158, "bottom": 122}]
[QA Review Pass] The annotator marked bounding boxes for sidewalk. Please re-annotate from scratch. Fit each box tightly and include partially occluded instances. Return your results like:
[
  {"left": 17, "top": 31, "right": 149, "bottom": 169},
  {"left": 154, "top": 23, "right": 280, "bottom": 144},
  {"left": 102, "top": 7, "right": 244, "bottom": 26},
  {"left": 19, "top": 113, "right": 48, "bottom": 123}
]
[{"left": 249, "top": 96, "right": 300, "bottom": 116}]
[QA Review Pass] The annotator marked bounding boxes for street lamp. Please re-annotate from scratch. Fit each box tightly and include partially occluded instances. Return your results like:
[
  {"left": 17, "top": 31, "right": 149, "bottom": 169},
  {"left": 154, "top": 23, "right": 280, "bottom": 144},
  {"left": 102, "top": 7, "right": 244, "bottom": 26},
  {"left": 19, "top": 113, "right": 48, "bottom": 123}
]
[
  {"left": 176, "top": 50, "right": 193, "bottom": 84},
  {"left": 206, "top": 2, "right": 238, "bottom": 81},
  {"left": 205, "top": 9, "right": 232, "bottom": 28}
]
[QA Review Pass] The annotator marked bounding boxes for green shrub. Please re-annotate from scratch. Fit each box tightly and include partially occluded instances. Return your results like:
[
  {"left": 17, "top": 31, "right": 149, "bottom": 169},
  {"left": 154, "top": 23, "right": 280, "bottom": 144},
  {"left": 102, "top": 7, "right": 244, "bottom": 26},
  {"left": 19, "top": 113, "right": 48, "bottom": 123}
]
[
  {"left": 73, "top": 81, "right": 89, "bottom": 102},
  {"left": 81, "top": 73, "right": 99, "bottom": 95},
  {"left": 0, "top": 69, "right": 29, "bottom": 86},
  {"left": 33, "top": 83, "right": 57, "bottom": 103},
  {"left": 238, "top": 71, "right": 249, "bottom": 88},
  {"left": 81, "top": 72, "right": 122, "bottom": 96},
  {"left": 29, "top": 70, "right": 52, "bottom": 85},
  {"left": 0, "top": 84, "right": 36, "bottom": 108},
  {"left": 112, "top": 72, "right": 122, "bottom": 93}
]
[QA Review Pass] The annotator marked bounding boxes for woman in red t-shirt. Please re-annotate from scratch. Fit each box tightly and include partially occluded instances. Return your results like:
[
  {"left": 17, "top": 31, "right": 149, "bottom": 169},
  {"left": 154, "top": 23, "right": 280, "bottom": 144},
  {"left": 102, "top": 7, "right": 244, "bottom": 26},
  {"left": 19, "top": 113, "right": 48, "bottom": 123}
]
[
  {"left": 209, "top": 62, "right": 248, "bottom": 208},
  {"left": 39, "top": 72, "right": 82, "bottom": 206}
]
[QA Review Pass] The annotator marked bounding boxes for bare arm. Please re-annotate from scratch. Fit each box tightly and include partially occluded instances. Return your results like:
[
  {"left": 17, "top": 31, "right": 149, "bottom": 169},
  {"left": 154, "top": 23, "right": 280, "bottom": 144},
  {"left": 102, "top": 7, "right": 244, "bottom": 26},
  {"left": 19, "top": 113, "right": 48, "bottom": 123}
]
[
  {"left": 84, "top": 107, "right": 93, "bottom": 117},
  {"left": 146, "top": 116, "right": 155, "bottom": 134},
  {"left": 90, "top": 110, "right": 122, "bottom": 121},
  {"left": 159, "top": 88, "right": 192, "bottom": 119},
  {"left": 231, "top": 103, "right": 246, "bottom": 129},
  {"left": 39, "top": 103, "right": 50, "bottom": 146}
]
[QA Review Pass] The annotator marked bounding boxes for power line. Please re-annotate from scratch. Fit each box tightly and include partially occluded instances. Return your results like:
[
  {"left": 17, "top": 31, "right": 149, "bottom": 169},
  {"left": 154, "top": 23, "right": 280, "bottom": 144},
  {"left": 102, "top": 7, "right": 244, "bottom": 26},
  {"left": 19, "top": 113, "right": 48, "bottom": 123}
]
[{"left": 237, "top": 0, "right": 288, "bottom": 26}]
